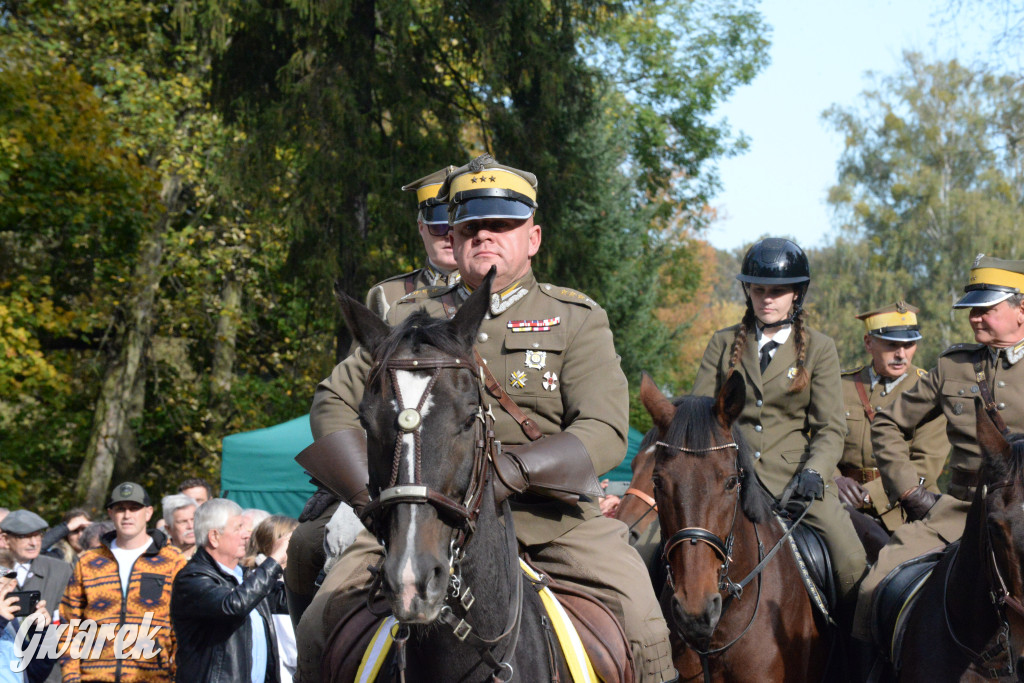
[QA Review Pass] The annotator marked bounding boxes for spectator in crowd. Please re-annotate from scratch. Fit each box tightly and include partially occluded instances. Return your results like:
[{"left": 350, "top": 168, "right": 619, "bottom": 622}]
[
  {"left": 177, "top": 479, "right": 213, "bottom": 507},
  {"left": 62, "top": 482, "right": 186, "bottom": 682},
  {"left": 42, "top": 509, "right": 91, "bottom": 566},
  {"left": 242, "top": 517, "right": 299, "bottom": 683},
  {"left": 77, "top": 522, "right": 114, "bottom": 552},
  {"left": 160, "top": 495, "right": 197, "bottom": 560},
  {"left": 172, "top": 499, "right": 289, "bottom": 683},
  {"left": 0, "top": 549, "right": 54, "bottom": 683},
  {"left": 241, "top": 509, "right": 270, "bottom": 535},
  {"left": 0, "top": 510, "right": 8, "bottom": 550},
  {"left": 0, "top": 511, "right": 71, "bottom": 631}
]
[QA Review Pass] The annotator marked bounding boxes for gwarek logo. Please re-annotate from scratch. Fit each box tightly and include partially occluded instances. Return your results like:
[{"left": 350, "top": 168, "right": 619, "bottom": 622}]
[{"left": 11, "top": 613, "right": 163, "bottom": 673}]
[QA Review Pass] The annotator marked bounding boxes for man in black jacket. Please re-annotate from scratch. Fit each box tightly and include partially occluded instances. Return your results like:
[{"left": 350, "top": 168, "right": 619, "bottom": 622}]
[{"left": 171, "top": 499, "right": 290, "bottom": 683}]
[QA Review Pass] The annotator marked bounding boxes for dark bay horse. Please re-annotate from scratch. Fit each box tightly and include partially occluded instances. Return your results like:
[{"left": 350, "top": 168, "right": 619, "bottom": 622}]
[
  {"left": 333, "top": 269, "right": 571, "bottom": 682},
  {"left": 639, "top": 372, "right": 827, "bottom": 682},
  {"left": 893, "top": 403, "right": 1024, "bottom": 681}
]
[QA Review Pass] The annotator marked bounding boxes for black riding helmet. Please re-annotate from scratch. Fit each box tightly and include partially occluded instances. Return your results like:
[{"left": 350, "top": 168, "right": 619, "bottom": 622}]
[{"left": 737, "top": 238, "right": 810, "bottom": 327}]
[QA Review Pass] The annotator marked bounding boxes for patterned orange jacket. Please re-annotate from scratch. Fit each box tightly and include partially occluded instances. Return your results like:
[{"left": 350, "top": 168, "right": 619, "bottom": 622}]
[{"left": 61, "top": 530, "right": 186, "bottom": 683}]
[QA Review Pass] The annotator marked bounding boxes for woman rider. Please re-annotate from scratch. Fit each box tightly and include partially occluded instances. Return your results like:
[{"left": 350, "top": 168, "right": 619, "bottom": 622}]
[{"left": 691, "top": 238, "right": 867, "bottom": 616}]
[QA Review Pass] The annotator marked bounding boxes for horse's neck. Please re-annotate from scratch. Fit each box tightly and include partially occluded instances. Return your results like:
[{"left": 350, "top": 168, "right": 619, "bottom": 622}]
[{"left": 945, "top": 492, "right": 1003, "bottom": 647}]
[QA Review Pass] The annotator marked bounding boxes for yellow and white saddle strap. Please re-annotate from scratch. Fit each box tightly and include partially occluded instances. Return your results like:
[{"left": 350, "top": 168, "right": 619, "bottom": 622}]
[{"left": 353, "top": 563, "right": 599, "bottom": 682}]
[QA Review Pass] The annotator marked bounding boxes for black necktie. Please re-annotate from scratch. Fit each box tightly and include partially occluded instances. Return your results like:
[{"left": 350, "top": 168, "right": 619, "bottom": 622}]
[{"left": 760, "top": 340, "right": 778, "bottom": 374}]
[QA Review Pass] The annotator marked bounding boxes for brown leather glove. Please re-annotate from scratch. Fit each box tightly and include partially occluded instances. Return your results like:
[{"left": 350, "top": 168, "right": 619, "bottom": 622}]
[
  {"left": 835, "top": 476, "right": 870, "bottom": 509},
  {"left": 900, "top": 485, "right": 940, "bottom": 522},
  {"left": 295, "top": 429, "right": 371, "bottom": 515},
  {"left": 492, "top": 432, "right": 603, "bottom": 506}
]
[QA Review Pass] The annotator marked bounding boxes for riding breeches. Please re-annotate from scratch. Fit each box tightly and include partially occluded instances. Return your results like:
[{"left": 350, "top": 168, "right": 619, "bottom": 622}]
[
  {"left": 851, "top": 494, "right": 970, "bottom": 641},
  {"left": 294, "top": 516, "right": 676, "bottom": 682},
  {"left": 803, "top": 485, "right": 869, "bottom": 601}
]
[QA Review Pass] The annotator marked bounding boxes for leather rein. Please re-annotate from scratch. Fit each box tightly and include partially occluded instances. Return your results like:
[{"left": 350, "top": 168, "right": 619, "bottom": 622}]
[
  {"left": 359, "top": 353, "right": 526, "bottom": 682},
  {"left": 941, "top": 479, "right": 1024, "bottom": 680},
  {"left": 655, "top": 438, "right": 810, "bottom": 683}
]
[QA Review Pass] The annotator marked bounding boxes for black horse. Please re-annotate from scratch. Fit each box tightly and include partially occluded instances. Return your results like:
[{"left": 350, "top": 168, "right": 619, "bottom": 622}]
[
  {"left": 330, "top": 269, "right": 572, "bottom": 682},
  {"left": 893, "top": 403, "right": 1024, "bottom": 681}
]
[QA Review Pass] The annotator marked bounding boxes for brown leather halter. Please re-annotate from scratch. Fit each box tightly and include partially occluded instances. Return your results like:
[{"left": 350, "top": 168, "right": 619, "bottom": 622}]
[{"left": 941, "top": 479, "right": 1024, "bottom": 679}]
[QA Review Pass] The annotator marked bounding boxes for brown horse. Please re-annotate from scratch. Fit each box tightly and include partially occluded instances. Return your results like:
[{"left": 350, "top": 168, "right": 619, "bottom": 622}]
[
  {"left": 639, "top": 371, "right": 828, "bottom": 682},
  {"left": 893, "top": 403, "right": 1024, "bottom": 681}
]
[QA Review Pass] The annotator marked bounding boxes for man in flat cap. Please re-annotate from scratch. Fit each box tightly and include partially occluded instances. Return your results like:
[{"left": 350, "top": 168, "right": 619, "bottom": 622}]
[
  {"left": 284, "top": 166, "right": 463, "bottom": 628},
  {"left": 62, "top": 482, "right": 186, "bottom": 682},
  {"left": 1, "top": 510, "right": 72, "bottom": 631},
  {"left": 295, "top": 154, "right": 676, "bottom": 682},
  {"left": 852, "top": 255, "right": 1024, "bottom": 642},
  {"left": 835, "top": 301, "right": 949, "bottom": 547}
]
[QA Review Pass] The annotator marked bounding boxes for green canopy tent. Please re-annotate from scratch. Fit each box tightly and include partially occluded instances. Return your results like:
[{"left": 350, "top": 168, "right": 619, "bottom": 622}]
[
  {"left": 221, "top": 415, "right": 316, "bottom": 518},
  {"left": 220, "top": 417, "right": 644, "bottom": 518}
]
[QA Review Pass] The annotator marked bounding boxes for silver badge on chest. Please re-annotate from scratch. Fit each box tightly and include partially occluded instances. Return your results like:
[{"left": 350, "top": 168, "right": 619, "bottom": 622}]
[{"left": 525, "top": 350, "right": 547, "bottom": 370}]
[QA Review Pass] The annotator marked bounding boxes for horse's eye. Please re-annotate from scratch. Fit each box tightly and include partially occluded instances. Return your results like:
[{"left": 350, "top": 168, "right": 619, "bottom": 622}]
[
  {"left": 652, "top": 475, "right": 662, "bottom": 491},
  {"left": 725, "top": 476, "right": 739, "bottom": 491},
  {"left": 462, "top": 414, "right": 477, "bottom": 432}
]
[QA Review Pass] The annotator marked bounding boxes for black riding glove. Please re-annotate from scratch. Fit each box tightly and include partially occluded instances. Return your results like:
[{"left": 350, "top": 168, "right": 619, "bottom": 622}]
[
  {"left": 779, "top": 469, "right": 824, "bottom": 511},
  {"left": 900, "top": 485, "right": 940, "bottom": 523}
]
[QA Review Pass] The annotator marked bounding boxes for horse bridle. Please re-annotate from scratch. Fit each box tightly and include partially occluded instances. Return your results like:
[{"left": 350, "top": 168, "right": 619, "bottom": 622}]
[
  {"left": 942, "top": 479, "right": 1024, "bottom": 679},
  {"left": 359, "top": 353, "right": 526, "bottom": 682}
]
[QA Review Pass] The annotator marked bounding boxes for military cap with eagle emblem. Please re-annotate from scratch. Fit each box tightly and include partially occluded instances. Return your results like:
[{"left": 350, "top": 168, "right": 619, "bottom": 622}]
[
  {"left": 954, "top": 254, "right": 1024, "bottom": 308},
  {"left": 434, "top": 153, "right": 538, "bottom": 225},
  {"left": 856, "top": 300, "right": 923, "bottom": 342},
  {"left": 402, "top": 165, "right": 457, "bottom": 228}
]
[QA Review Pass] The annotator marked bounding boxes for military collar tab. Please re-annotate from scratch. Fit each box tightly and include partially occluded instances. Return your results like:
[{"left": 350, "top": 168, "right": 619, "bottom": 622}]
[
  {"left": 869, "top": 366, "right": 909, "bottom": 391},
  {"left": 991, "top": 338, "right": 1024, "bottom": 366},
  {"left": 457, "top": 280, "right": 529, "bottom": 316},
  {"left": 424, "top": 261, "right": 461, "bottom": 288}
]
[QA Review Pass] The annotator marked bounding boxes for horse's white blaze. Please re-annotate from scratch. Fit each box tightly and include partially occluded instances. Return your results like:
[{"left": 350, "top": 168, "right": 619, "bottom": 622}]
[{"left": 393, "top": 369, "right": 434, "bottom": 609}]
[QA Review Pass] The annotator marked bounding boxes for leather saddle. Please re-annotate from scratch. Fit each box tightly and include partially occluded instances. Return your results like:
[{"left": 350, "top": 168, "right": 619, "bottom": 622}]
[
  {"left": 780, "top": 514, "right": 837, "bottom": 622},
  {"left": 322, "top": 572, "right": 635, "bottom": 683},
  {"left": 871, "top": 546, "right": 948, "bottom": 665}
]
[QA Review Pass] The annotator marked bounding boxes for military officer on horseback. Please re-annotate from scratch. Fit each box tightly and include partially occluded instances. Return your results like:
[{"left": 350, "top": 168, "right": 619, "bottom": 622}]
[
  {"left": 852, "top": 255, "right": 1024, "bottom": 642},
  {"left": 835, "top": 302, "right": 949, "bottom": 541},
  {"left": 294, "top": 154, "right": 676, "bottom": 682}
]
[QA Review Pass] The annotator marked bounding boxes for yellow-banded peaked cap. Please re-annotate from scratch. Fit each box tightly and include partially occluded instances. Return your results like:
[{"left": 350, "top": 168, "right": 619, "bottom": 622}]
[
  {"left": 436, "top": 154, "right": 538, "bottom": 225},
  {"left": 954, "top": 254, "right": 1024, "bottom": 308},
  {"left": 402, "top": 165, "right": 456, "bottom": 225},
  {"left": 855, "top": 300, "right": 922, "bottom": 342}
]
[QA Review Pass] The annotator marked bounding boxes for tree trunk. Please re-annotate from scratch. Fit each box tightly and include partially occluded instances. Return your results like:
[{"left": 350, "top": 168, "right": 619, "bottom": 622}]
[
  {"left": 210, "top": 273, "right": 242, "bottom": 416},
  {"left": 75, "top": 177, "right": 183, "bottom": 510}
]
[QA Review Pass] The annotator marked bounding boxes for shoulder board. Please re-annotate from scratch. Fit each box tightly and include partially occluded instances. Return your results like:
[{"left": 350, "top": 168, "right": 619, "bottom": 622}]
[
  {"left": 372, "top": 269, "right": 423, "bottom": 287},
  {"left": 940, "top": 342, "right": 984, "bottom": 357},
  {"left": 539, "top": 283, "right": 598, "bottom": 308},
  {"left": 396, "top": 283, "right": 456, "bottom": 303},
  {"left": 841, "top": 365, "right": 867, "bottom": 376},
  {"left": 916, "top": 368, "right": 928, "bottom": 377}
]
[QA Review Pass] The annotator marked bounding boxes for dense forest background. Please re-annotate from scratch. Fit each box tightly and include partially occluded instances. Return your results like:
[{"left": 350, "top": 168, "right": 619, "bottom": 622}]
[{"left": 2, "top": 0, "right": 1023, "bottom": 515}]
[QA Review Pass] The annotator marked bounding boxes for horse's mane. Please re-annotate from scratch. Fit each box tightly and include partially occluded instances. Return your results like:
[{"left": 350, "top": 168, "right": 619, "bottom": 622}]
[
  {"left": 367, "top": 309, "right": 472, "bottom": 389},
  {"left": 663, "top": 395, "right": 775, "bottom": 524}
]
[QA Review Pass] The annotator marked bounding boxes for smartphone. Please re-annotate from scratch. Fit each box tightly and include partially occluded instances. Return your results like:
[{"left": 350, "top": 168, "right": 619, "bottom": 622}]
[{"left": 9, "top": 590, "right": 40, "bottom": 618}]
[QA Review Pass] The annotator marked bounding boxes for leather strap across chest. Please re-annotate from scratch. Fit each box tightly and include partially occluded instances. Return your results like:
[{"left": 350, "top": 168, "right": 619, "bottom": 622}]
[
  {"left": 974, "top": 361, "right": 1010, "bottom": 437},
  {"left": 474, "top": 349, "right": 543, "bottom": 441},
  {"left": 854, "top": 371, "right": 876, "bottom": 421}
]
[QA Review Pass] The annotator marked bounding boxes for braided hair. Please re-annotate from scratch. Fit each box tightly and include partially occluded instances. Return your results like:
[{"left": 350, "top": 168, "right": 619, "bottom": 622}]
[{"left": 727, "top": 297, "right": 810, "bottom": 394}]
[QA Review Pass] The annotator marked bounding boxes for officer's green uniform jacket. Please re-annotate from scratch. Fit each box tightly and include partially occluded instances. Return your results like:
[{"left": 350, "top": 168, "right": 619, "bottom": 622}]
[
  {"left": 872, "top": 341, "right": 1024, "bottom": 533},
  {"left": 692, "top": 323, "right": 867, "bottom": 595},
  {"left": 839, "top": 364, "right": 949, "bottom": 530},
  {"left": 311, "top": 268, "right": 629, "bottom": 546},
  {"left": 363, "top": 262, "right": 459, "bottom": 320},
  {"left": 692, "top": 324, "right": 846, "bottom": 497}
]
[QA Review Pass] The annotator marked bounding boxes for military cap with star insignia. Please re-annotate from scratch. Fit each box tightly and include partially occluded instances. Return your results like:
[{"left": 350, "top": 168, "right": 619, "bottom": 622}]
[
  {"left": 106, "top": 481, "right": 152, "bottom": 508},
  {"left": 402, "top": 165, "right": 457, "bottom": 228},
  {"left": 954, "top": 254, "right": 1024, "bottom": 308},
  {"left": 435, "top": 153, "right": 538, "bottom": 225},
  {"left": 855, "top": 300, "right": 923, "bottom": 342},
  {"left": 0, "top": 509, "right": 48, "bottom": 535}
]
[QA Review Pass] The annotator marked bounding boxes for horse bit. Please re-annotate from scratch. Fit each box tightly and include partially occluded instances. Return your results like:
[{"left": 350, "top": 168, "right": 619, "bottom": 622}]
[{"left": 359, "top": 354, "right": 523, "bottom": 682}]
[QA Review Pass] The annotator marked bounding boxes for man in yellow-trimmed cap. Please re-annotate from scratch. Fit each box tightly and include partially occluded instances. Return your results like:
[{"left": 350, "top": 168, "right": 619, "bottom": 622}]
[
  {"left": 363, "top": 166, "right": 461, "bottom": 320},
  {"left": 835, "top": 302, "right": 949, "bottom": 548},
  {"left": 296, "top": 153, "right": 677, "bottom": 682},
  {"left": 852, "top": 255, "right": 1024, "bottom": 642}
]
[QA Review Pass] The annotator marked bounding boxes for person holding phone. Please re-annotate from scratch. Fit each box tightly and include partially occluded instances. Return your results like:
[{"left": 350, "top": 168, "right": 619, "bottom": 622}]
[
  {"left": 0, "top": 511, "right": 71, "bottom": 631},
  {"left": 0, "top": 549, "right": 53, "bottom": 683}
]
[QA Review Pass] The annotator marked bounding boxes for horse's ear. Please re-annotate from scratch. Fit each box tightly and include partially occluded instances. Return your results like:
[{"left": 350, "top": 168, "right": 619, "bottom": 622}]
[
  {"left": 450, "top": 266, "right": 496, "bottom": 349},
  {"left": 975, "top": 396, "right": 1010, "bottom": 458},
  {"left": 640, "top": 372, "right": 675, "bottom": 433},
  {"left": 334, "top": 281, "right": 390, "bottom": 355},
  {"left": 714, "top": 371, "right": 745, "bottom": 430}
]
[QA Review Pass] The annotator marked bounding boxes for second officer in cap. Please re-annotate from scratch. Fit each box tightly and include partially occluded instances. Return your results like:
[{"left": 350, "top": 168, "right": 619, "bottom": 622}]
[
  {"left": 835, "top": 302, "right": 949, "bottom": 539},
  {"left": 852, "top": 254, "right": 1024, "bottom": 641}
]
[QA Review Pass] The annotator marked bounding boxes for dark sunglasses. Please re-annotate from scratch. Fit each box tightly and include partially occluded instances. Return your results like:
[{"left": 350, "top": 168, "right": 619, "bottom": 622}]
[{"left": 419, "top": 205, "right": 450, "bottom": 236}]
